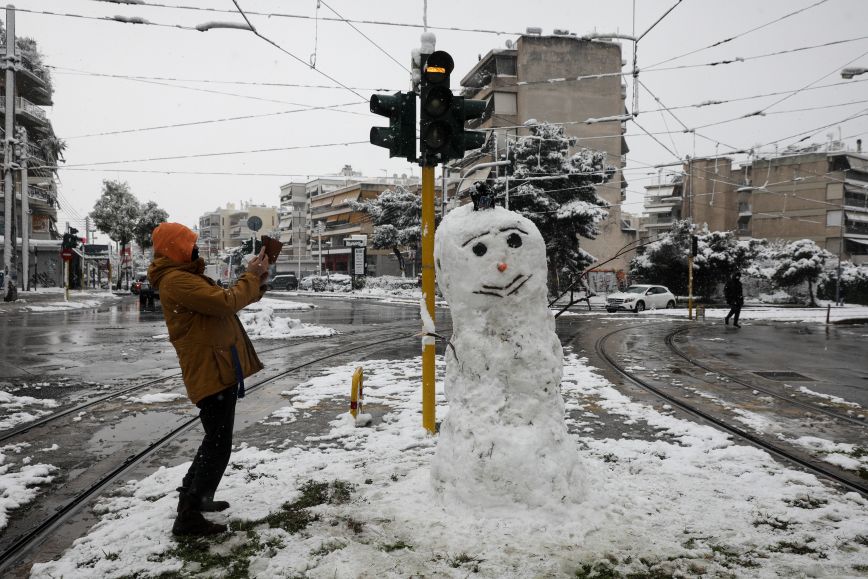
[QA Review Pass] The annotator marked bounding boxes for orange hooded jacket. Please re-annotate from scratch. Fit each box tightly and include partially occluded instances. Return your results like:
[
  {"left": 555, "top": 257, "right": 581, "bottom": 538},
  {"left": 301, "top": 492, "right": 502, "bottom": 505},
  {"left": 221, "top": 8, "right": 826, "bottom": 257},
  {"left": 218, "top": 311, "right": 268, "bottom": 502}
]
[{"left": 148, "top": 223, "right": 264, "bottom": 404}]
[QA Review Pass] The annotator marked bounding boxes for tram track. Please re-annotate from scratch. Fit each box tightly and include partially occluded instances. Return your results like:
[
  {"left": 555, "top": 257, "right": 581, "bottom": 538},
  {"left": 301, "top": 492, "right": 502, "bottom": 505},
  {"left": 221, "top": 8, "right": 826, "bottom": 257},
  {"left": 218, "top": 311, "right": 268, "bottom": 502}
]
[
  {"left": 0, "top": 327, "right": 422, "bottom": 572},
  {"left": 595, "top": 324, "right": 868, "bottom": 498},
  {"left": 665, "top": 326, "right": 866, "bottom": 428},
  {"left": 0, "top": 324, "right": 414, "bottom": 445}
]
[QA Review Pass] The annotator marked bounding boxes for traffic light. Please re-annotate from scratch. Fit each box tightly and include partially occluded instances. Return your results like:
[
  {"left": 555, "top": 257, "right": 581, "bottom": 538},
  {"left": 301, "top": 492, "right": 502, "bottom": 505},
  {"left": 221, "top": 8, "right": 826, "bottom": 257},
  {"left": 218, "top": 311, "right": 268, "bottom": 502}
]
[
  {"left": 62, "top": 228, "right": 80, "bottom": 250},
  {"left": 370, "top": 91, "right": 416, "bottom": 162},
  {"left": 420, "top": 51, "right": 488, "bottom": 164}
]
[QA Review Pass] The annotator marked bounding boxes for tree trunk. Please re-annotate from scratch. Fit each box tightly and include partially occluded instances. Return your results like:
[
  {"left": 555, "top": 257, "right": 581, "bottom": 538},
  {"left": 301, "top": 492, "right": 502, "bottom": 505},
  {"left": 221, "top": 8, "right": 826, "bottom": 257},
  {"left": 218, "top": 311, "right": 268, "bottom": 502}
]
[
  {"left": 808, "top": 278, "right": 817, "bottom": 307},
  {"left": 393, "top": 246, "right": 405, "bottom": 277},
  {"left": 116, "top": 243, "right": 125, "bottom": 290}
]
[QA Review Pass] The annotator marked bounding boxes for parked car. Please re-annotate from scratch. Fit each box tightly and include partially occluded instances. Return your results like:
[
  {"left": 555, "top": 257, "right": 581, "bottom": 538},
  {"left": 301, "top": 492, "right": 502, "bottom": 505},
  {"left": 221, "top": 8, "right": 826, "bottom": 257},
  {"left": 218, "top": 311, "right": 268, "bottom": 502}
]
[
  {"left": 267, "top": 273, "right": 299, "bottom": 291},
  {"left": 606, "top": 284, "right": 676, "bottom": 313}
]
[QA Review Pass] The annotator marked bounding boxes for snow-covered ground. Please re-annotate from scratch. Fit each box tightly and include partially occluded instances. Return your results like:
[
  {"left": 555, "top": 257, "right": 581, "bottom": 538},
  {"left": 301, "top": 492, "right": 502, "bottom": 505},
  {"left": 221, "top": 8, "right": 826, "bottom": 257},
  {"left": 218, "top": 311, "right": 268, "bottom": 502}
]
[
  {"left": 0, "top": 442, "right": 57, "bottom": 531},
  {"left": 31, "top": 353, "right": 868, "bottom": 578},
  {"left": 0, "top": 389, "right": 60, "bottom": 430}
]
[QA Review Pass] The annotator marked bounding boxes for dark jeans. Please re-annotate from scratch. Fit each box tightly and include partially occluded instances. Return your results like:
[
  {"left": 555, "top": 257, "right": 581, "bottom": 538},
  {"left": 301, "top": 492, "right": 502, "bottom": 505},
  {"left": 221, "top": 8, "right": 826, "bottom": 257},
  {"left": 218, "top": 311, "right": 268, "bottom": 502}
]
[
  {"left": 725, "top": 304, "right": 742, "bottom": 325},
  {"left": 180, "top": 385, "right": 237, "bottom": 505}
]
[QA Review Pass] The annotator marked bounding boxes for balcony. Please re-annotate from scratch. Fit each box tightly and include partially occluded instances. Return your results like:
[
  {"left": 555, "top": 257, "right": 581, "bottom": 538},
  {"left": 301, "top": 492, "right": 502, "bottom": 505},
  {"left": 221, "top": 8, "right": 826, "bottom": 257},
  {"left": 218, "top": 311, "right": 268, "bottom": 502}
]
[
  {"left": 844, "top": 194, "right": 868, "bottom": 210},
  {"left": 27, "top": 185, "right": 55, "bottom": 207},
  {"left": 738, "top": 202, "right": 752, "bottom": 216},
  {"left": 0, "top": 96, "right": 48, "bottom": 125}
]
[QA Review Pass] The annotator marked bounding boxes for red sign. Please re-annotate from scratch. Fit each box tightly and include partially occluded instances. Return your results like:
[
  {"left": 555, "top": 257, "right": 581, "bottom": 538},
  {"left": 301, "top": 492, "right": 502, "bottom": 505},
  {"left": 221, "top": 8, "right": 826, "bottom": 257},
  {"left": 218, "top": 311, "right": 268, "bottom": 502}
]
[{"left": 61, "top": 248, "right": 73, "bottom": 261}]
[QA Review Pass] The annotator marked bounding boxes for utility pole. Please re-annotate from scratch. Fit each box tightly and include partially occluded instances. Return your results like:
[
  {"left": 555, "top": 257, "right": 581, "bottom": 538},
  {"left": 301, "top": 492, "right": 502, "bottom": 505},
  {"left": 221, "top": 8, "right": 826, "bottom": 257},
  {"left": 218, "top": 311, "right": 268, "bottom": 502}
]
[
  {"left": 2, "top": 5, "right": 17, "bottom": 301},
  {"left": 18, "top": 126, "right": 28, "bottom": 291}
]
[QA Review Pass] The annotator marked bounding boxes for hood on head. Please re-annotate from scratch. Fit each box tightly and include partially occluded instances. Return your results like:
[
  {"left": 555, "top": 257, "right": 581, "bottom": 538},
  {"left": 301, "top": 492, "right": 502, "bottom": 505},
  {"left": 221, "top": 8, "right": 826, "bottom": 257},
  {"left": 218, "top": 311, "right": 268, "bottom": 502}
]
[{"left": 152, "top": 222, "right": 197, "bottom": 264}]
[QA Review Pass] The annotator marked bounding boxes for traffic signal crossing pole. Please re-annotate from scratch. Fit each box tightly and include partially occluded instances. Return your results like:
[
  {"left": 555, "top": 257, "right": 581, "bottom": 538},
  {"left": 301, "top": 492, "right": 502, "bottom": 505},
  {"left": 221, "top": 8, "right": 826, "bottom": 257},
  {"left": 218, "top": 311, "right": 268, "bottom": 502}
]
[{"left": 370, "top": 48, "right": 487, "bottom": 434}]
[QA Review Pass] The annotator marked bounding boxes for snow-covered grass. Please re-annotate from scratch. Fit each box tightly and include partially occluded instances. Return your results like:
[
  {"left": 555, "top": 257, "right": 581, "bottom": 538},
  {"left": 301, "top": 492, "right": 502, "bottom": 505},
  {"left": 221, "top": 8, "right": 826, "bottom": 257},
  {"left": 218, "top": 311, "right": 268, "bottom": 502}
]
[
  {"left": 784, "top": 436, "right": 868, "bottom": 475},
  {"left": 31, "top": 354, "right": 868, "bottom": 578},
  {"left": 238, "top": 305, "right": 337, "bottom": 339},
  {"left": 617, "top": 304, "right": 868, "bottom": 323}
]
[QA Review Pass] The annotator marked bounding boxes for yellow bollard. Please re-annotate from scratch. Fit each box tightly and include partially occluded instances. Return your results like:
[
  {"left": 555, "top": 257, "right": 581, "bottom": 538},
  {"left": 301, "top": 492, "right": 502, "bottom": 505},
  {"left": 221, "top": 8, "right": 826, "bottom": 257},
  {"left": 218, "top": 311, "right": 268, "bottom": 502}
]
[{"left": 350, "top": 367, "right": 363, "bottom": 419}]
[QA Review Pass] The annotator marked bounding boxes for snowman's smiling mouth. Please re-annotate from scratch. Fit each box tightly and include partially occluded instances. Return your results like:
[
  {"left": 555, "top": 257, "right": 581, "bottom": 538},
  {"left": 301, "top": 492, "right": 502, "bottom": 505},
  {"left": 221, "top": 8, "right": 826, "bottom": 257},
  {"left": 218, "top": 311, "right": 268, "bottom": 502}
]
[{"left": 474, "top": 274, "right": 532, "bottom": 298}]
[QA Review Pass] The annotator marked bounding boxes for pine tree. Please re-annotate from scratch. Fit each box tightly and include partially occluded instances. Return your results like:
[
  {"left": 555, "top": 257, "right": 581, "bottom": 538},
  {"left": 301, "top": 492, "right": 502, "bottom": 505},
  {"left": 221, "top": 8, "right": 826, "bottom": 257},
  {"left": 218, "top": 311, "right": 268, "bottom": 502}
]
[
  {"left": 350, "top": 186, "right": 421, "bottom": 277},
  {"left": 771, "top": 239, "right": 833, "bottom": 306},
  {"left": 489, "top": 121, "right": 613, "bottom": 291}
]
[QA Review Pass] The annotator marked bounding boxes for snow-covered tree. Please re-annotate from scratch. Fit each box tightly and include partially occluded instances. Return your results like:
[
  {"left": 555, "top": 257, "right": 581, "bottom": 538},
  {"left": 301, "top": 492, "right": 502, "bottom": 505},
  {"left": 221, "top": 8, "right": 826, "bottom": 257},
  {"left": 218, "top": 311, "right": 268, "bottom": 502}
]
[
  {"left": 133, "top": 201, "right": 169, "bottom": 252},
  {"left": 631, "top": 221, "right": 764, "bottom": 298},
  {"left": 818, "top": 262, "right": 868, "bottom": 305},
  {"left": 89, "top": 180, "right": 140, "bottom": 289},
  {"left": 771, "top": 239, "right": 833, "bottom": 306},
  {"left": 350, "top": 187, "right": 421, "bottom": 276},
  {"left": 630, "top": 220, "right": 693, "bottom": 295},
  {"left": 489, "top": 121, "right": 613, "bottom": 291}
]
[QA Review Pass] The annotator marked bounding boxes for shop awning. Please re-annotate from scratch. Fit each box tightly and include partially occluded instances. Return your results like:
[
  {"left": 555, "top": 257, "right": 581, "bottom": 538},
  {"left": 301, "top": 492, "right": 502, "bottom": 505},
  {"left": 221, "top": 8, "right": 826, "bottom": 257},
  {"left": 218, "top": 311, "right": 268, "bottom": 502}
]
[{"left": 458, "top": 167, "right": 493, "bottom": 193}]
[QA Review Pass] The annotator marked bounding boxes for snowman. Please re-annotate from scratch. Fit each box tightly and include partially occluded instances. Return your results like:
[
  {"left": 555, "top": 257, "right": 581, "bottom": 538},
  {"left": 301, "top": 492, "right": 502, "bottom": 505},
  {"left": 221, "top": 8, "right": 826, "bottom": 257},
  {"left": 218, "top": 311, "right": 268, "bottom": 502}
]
[{"left": 431, "top": 202, "right": 585, "bottom": 509}]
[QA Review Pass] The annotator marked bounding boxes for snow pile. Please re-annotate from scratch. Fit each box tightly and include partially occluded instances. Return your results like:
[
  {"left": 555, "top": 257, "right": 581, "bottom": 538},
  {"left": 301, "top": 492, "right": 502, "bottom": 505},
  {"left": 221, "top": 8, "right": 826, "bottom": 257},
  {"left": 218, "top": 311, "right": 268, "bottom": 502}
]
[
  {"left": 432, "top": 205, "right": 585, "bottom": 508},
  {"left": 0, "top": 442, "right": 57, "bottom": 530},
  {"left": 797, "top": 386, "right": 860, "bottom": 407},
  {"left": 0, "top": 389, "right": 60, "bottom": 430},
  {"left": 237, "top": 305, "right": 337, "bottom": 339},
  {"left": 786, "top": 435, "right": 868, "bottom": 473},
  {"left": 125, "top": 393, "right": 186, "bottom": 405},
  {"left": 757, "top": 289, "right": 798, "bottom": 304},
  {"left": 244, "top": 297, "right": 315, "bottom": 311},
  {"left": 31, "top": 354, "right": 868, "bottom": 578}
]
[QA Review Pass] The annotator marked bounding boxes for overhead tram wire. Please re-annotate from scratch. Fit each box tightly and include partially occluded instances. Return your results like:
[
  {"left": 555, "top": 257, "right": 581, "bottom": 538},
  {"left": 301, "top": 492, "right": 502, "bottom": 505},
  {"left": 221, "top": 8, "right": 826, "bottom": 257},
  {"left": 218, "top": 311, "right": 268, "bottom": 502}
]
[
  {"left": 319, "top": 0, "right": 411, "bottom": 74},
  {"left": 230, "top": 0, "right": 366, "bottom": 102},
  {"left": 645, "top": 0, "right": 830, "bottom": 69},
  {"left": 635, "top": 0, "right": 683, "bottom": 42}
]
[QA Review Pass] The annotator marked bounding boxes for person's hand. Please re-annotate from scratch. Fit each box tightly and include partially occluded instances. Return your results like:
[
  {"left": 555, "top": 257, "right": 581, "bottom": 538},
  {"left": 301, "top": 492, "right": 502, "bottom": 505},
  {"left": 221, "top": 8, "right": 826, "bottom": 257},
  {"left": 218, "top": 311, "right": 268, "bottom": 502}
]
[{"left": 246, "top": 248, "right": 270, "bottom": 281}]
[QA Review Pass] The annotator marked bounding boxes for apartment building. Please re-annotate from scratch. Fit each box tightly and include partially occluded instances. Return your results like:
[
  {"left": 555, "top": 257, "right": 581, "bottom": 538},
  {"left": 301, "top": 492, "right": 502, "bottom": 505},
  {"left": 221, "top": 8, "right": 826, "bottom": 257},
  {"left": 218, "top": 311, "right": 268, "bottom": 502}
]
[
  {"left": 677, "top": 146, "right": 868, "bottom": 265},
  {"left": 642, "top": 178, "right": 684, "bottom": 235},
  {"left": 458, "top": 30, "right": 636, "bottom": 275},
  {"left": 0, "top": 21, "right": 63, "bottom": 291},
  {"left": 197, "top": 202, "right": 279, "bottom": 261}
]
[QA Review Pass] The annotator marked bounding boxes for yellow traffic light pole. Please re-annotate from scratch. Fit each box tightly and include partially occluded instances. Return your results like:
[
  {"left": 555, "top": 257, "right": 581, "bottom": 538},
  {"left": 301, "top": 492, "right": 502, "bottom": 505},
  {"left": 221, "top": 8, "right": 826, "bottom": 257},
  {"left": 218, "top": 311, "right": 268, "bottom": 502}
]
[{"left": 421, "top": 165, "right": 437, "bottom": 434}]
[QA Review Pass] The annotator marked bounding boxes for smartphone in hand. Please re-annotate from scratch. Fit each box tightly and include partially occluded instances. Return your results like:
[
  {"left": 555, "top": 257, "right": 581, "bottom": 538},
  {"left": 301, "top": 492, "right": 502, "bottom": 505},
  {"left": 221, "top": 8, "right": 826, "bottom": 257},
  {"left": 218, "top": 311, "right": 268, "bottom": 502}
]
[{"left": 261, "top": 235, "right": 284, "bottom": 263}]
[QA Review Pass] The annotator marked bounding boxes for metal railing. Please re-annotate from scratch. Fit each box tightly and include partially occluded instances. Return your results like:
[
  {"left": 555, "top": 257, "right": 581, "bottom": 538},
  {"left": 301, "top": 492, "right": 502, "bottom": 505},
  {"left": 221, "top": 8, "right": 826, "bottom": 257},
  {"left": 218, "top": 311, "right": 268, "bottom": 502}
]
[
  {"left": 0, "top": 96, "right": 48, "bottom": 121},
  {"left": 27, "top": 185, "right": 55, "bottom": 206},
  {"left": 0, "top": 45, "right": 50, "bottom": 84},
  {"left": 844, "top": 194, "right": 868, "bottom": 210}
]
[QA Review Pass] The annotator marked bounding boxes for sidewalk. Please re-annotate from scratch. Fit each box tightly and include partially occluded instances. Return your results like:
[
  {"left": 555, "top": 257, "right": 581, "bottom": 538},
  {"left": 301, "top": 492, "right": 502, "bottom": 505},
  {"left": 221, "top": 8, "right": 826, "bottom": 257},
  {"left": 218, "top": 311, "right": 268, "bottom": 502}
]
[{"left": 0, "top": 288, "right": 125, "bottom": 314}]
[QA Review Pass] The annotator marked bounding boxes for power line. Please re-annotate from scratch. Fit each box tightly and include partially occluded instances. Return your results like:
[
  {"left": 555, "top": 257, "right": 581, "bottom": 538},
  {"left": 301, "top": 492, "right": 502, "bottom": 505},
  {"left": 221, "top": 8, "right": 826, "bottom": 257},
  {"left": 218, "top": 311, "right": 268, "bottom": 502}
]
[
  {"left": 636, "top": 0, "right": 683, "bottom": 42},
  {"left": 645, "top": 0, "right": 830, "bottom": 69},
  {"left": 63, "top": 101, "right": 368, "bottom": 139},
  {"left": 37, "top": 140, "right": 369, "bottom": 168},
  {"left": 83, "top": 0, "right": 526, "bottom": 36},
  {"left": 319, "top": 0, "right": 411, "bottom": 75},
  {"left": 230, "top": 0, "right": 367, "bottom": 101},
  {"left": 11, "top": 6, "right": 202, "bottom": 30},
  {"left": 49, "top": 66, "right": 371, "bottom": 107},
  {"left": 49, "top": 65, "right": 393, "bottom": 92}
]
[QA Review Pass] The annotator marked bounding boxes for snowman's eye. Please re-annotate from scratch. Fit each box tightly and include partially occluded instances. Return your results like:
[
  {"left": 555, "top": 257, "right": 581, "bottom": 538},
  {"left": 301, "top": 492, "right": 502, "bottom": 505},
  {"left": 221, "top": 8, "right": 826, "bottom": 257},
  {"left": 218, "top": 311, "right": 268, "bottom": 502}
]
[
  {"left": 472, "top": 242, "right": 487, "bottom": 257},
  {"left": 506, "top": 233, "right": 522, "bottom": 248}
]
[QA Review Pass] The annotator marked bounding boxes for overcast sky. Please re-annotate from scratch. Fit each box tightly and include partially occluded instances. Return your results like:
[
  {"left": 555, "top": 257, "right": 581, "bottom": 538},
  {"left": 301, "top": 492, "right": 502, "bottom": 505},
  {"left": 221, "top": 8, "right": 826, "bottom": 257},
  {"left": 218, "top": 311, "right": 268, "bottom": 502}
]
[{"left": 13, "top": 0, "right": 868, "bottom": 243}]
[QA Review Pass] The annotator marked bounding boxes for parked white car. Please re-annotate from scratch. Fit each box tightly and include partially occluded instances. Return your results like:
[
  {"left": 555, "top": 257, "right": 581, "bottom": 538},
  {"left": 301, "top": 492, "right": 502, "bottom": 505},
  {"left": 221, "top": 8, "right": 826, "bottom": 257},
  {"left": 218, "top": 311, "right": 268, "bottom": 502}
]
[{"left": 606, "top": 284, "right": 676, "bottom": 313}]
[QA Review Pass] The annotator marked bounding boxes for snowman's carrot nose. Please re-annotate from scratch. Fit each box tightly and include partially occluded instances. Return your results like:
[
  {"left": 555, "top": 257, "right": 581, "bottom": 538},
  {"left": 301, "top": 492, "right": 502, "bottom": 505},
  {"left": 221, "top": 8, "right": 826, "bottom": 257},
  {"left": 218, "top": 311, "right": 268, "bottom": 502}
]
[{"left": 497, "top": 262, "right": 508, "bottom": 272}]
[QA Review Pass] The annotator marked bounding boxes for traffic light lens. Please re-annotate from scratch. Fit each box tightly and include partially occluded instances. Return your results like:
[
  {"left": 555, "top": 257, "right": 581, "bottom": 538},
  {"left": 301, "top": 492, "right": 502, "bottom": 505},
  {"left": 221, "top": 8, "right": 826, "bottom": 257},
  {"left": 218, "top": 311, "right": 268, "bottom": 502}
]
[
  {"left": 423, "top": 86, "right": 452, "bottom": 117},
  {"left": 423, "top": 122, "right": 451, "bottom": 150}
]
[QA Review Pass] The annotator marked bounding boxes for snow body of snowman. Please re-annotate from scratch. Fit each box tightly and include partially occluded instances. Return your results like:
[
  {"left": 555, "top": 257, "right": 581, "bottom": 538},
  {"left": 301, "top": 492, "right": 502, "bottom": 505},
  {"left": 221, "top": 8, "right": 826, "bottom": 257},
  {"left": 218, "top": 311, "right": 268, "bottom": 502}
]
[{"left": 431, "top": 203, "right": 584, "bottom": 509}]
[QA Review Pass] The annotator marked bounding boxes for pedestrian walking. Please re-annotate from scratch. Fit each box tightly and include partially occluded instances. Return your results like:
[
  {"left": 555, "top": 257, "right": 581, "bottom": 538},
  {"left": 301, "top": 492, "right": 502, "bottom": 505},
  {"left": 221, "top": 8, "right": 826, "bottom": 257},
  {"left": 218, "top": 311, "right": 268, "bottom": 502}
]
[
  {"left": 724, "top": 271, "right": 744, "bottom": 328},
  {"left": 148, "top": 223, "right": 270, "bottom": 536}
]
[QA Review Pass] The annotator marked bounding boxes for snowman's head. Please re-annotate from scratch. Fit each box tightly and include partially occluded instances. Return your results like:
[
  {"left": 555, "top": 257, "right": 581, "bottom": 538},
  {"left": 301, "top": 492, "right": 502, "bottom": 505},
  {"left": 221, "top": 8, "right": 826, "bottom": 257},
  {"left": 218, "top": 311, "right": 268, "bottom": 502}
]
[{"left": 435, "top": 204, "right": 548, "bottom": 313}]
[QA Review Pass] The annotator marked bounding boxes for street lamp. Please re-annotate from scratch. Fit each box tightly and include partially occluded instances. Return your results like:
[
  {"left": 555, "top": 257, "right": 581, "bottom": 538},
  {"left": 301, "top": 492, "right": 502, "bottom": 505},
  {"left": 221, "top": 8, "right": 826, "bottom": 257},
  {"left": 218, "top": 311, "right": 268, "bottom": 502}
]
[{"left": 841, "top": 67, "right": 868, "bottom": 79}]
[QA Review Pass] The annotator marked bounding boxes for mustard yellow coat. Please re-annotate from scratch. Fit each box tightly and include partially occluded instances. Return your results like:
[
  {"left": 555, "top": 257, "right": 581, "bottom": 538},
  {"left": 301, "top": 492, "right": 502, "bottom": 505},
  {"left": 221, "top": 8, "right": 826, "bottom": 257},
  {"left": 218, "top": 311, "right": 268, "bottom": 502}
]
[{"left": 149, "top": 257, "right": 265, "bottom": 404}]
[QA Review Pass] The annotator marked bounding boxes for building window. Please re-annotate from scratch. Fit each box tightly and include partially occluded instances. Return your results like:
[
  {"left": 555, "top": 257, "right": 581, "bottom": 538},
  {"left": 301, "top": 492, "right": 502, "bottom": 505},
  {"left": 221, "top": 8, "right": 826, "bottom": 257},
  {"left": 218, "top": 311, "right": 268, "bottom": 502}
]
[
  {"left": 493, "top": 92, "right": 517, "bottom": 115},
  {"left": 495, "top": 55, "right": 516, "bottom": 76},
  {"left": 827, "top": 210, "right": 842, "bottom": 227}
]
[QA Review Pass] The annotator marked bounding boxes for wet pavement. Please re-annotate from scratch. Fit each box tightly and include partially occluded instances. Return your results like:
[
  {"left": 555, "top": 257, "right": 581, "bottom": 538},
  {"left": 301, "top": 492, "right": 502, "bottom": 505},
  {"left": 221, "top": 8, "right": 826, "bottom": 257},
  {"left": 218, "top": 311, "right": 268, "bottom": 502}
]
[{"left": 0, "top": 297, "right": 865, "bottom": 575}]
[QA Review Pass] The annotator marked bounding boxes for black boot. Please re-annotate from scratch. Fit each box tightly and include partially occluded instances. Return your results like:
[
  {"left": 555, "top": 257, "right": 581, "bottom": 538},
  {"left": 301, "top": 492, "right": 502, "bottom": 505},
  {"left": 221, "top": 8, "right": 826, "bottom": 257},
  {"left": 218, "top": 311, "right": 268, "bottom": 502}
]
[
  {"left": 200, "top": 498, "right": 230, "bottom": 512},
  {"left": 172, "top": 493, "right": 226, "bottom": 536}
]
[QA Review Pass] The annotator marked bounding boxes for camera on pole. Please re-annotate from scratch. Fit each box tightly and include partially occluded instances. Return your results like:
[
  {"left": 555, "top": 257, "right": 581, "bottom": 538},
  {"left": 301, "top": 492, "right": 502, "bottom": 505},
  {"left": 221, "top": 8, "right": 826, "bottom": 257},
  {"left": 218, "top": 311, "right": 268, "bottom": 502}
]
[{"left": 369, "top": 91, "right": 416, "bottom": 162}]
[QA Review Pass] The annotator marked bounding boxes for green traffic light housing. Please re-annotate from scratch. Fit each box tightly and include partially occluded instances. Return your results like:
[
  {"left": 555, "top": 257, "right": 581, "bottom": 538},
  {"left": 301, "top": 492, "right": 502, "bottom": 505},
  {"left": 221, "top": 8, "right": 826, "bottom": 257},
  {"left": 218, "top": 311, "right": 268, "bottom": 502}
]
[
  {"left": 369, "top": 91, "right": 416, "bottom": 162},
  {"left": 450, "top": 97, "right": 488, "bottom": 158}
]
